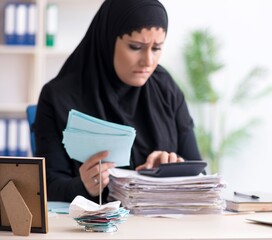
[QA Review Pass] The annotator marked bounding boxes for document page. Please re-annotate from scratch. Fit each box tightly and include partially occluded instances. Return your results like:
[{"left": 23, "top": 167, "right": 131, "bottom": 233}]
[{"left": 62, "top": 109, "right": 136, "bottom": 166}]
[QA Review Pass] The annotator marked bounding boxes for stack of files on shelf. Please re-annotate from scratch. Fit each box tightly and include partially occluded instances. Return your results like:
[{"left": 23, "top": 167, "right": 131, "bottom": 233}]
[
  {"left": 108, "top": 168, "right": 226, "bottom": 215},
  {"left": 0, "top": 118, "right": 29, "bottom": 157},
  {"left": 62, "top": 109, "right": 136, "bottom": 167},
  {"left": 4, "top": 2, "right": 36, "bottom": 45}
]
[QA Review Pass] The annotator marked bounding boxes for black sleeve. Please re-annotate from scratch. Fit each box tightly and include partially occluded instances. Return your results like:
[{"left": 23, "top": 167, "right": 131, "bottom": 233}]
[
  {"left": 35, "top": 85, "right": 106, "bottom": 203},
  {"left": 174, "top": 89, "right": 202, "bottom": 161},
  {"left": 178, "top": 128, "right": 202, "bottom": 160}
]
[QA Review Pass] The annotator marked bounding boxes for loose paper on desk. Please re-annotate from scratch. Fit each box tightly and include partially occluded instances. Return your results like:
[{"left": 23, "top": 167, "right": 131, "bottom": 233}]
[
  {"left": 62, "top": 109, "right": 136, "bottom": 167},
  {"left": 69, "top": 195, "right": 121, "bottom": 218},
  {"left": 48, "top": 201, "right": 70, "bottom": 214},
  {"left": 69, "top": 196, "right": 129, "bottom": 233}
]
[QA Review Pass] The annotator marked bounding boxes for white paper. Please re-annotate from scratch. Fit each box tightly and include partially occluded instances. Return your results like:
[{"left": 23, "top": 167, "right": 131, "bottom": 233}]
[{"left": 69, "top": 195, "right": 121, "bottom": 218}]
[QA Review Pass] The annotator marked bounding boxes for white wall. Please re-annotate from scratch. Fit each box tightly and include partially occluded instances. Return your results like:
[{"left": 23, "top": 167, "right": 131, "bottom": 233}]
[{"left": 159, "top": 0, "right": 272, "bottom": 193}]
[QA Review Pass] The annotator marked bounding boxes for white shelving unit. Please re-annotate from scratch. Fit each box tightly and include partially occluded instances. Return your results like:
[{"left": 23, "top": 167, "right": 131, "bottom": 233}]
[{"left": 0, "top": 0, "right": 103, "bottom": 117}]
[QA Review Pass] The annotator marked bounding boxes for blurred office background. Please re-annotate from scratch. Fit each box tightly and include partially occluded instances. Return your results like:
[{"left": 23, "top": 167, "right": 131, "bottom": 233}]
[
  {"left": 0, "top": 0, "right": 271, "bottom": 193},
  {"left": 160, "top": 0, "right": 272, "bottom": 192}
]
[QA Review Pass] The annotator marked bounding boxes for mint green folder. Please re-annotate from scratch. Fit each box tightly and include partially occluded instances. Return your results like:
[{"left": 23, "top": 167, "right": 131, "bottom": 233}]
[{"left": 62, "top": 110, "right": 136, "bottom": 166}]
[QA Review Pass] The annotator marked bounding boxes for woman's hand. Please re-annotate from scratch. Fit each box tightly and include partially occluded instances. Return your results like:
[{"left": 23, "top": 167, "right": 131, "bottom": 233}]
[
  {"left": 135, "top": 151, "right": 184, "bottom": 171},
  {"left": 79, "top": 151, "right": 115, "bottom": 197}
]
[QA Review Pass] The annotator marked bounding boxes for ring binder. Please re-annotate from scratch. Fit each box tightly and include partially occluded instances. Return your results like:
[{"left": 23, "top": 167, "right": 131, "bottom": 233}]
[
  {"left": 46, "top": 3, "right": 58, "bottom": 47},
  {"left": 0, "top": 119, "right": 7, "bottom": 156},
  {"left": 26, "top": 3, "right": 36, "bottom": 45},
  {"left": 6, "top": 119, "right": 18, "bottom": 156},
  {"left": 15, "top": 3, "right": 28, "bottom": 45},
  {"left": 4, "top": 3, "right": 16, "bottom": 45}
]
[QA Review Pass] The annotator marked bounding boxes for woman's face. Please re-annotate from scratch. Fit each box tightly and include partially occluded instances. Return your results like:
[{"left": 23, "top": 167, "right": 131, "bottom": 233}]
[{"left": 114, "top": 27, "right": 166, "bottom": 87}]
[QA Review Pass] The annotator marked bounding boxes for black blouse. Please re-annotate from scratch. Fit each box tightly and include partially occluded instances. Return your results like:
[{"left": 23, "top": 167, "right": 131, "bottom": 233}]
[{"left": 35, "top": 0, "right": 202, "bottom": 202}]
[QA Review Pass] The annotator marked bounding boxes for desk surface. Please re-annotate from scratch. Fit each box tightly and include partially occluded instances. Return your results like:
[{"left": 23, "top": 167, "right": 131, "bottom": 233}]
[{"left": 1, "top": 212, "right": 272, "bottom": 239}]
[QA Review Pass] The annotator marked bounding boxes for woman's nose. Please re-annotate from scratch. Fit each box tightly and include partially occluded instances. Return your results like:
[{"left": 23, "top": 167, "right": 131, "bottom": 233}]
[{"left": 140, "top": 50, "right": 153, "bottom": 67}]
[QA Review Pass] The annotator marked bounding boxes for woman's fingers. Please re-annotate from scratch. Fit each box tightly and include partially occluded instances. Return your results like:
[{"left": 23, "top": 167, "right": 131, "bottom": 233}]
[
  {"left": 136, "top": 151, "right": 185, "bottom": 171},
  {"left": 160, "top": 151, "right": 169, "bottom": 164},
  {"left": 88, "top": 162, "right": 115, "bottom": 179},
  {"left": 177, "top": 156, "right": 185, "bottom": 162},
  {"left": 92, "top": 168, "right": 111, "bottom": 187},
  {"left": 145, "top": 151, "right": 161, "bottom": 168},
  {"left": 135, "top": 151, "right": 161, "bottom": 170},
  {"left": 81, "top": 151, "right": 109, "bottom": 172},
  {"left": 81, "top": 164, "right": 112, "bottom": 197},
  {"left": 79, "top": 151, "right": 115, "bottom": 197}
]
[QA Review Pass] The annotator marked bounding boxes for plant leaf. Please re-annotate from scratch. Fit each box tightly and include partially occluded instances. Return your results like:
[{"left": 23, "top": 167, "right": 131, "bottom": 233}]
[
  {"left": 218, "top": 119, "right": 261, "bottom": 157},
  {"left": 183, "top": 29, "right": 223, "bottom": 103},
  {"left": 231, "top": 67, "right": 268, "bottom": 103}
]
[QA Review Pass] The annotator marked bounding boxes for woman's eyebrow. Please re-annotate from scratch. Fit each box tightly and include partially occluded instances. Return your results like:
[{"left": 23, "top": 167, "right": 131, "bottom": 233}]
[{"left": 128, "top": 40, "right": 164, "bottom": 46}]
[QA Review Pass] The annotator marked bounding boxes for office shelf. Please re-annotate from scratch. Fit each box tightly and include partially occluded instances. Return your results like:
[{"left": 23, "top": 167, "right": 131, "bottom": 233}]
[{"left": 0, "top": 0, "right": 103, "bottom": 116}]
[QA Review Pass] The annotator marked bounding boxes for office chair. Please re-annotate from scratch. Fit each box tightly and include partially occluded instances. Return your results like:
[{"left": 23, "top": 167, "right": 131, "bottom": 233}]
[{"left": 26, "top": 105, "right": 37, "bottom": 156}]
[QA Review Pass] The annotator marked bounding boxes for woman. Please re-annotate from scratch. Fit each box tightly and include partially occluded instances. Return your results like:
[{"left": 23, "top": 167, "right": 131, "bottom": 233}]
[{"left": 35, "top": 0, "right": 202, "bottom": 203}]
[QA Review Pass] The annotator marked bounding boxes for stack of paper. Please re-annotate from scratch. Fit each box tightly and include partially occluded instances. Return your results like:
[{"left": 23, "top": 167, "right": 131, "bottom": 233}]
[
  {"left": 62, "top": 110, "right": 136, "bottom": 166},
  {"left": 108, "top": 168, "right": 226, "bottom": 215},
  {"left": 69, "top": 196, "right": 129, "bottom": 232}
]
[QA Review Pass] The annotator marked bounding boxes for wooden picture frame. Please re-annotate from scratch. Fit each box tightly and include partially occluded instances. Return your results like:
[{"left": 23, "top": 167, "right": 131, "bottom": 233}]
[{"left": 0, "top": 157, "right": 48, "bottom": 234}]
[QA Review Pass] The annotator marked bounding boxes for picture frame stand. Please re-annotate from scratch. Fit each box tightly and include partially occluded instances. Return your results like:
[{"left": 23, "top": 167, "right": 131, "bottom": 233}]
[
  {"left": 0, "top": 157, "right": 48, "bottom": 234},
  {"left": 0, "top": 181, "right": 32, "bottom": 236}
]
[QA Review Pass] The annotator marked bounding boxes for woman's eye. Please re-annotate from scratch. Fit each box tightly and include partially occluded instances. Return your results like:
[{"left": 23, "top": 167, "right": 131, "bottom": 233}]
[
  {"left": 129, "top": 44, "right": 141, "bottom": 50},
  {"left": 152, "top": 46, "right": 162, "bottom": 52}
]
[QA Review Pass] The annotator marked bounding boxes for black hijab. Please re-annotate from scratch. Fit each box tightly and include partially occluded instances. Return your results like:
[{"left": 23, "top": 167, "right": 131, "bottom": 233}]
[{"left": 44, "top": 0, "right": 195, "bottom": 168}]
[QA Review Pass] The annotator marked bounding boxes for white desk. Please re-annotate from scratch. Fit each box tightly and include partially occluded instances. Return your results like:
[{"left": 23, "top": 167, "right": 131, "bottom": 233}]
[{"left": 1, "top": 212, "right": 272, "bottom": 239}]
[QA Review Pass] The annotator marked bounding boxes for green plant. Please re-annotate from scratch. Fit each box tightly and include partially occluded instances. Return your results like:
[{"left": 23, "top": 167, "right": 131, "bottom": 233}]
[{"left": 180, "top": 29, "right": 272, "bottom": 174}]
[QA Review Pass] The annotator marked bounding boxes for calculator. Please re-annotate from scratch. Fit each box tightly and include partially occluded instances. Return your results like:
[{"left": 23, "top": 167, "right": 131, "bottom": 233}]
[{"left": 138, "top": 161, "right": 207, "bottom": 177}]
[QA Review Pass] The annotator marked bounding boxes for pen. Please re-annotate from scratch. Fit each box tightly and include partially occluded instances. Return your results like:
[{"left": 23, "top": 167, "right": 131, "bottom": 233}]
[{"left": 234, "top": 191, "right": 260, "bottom": 199}]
